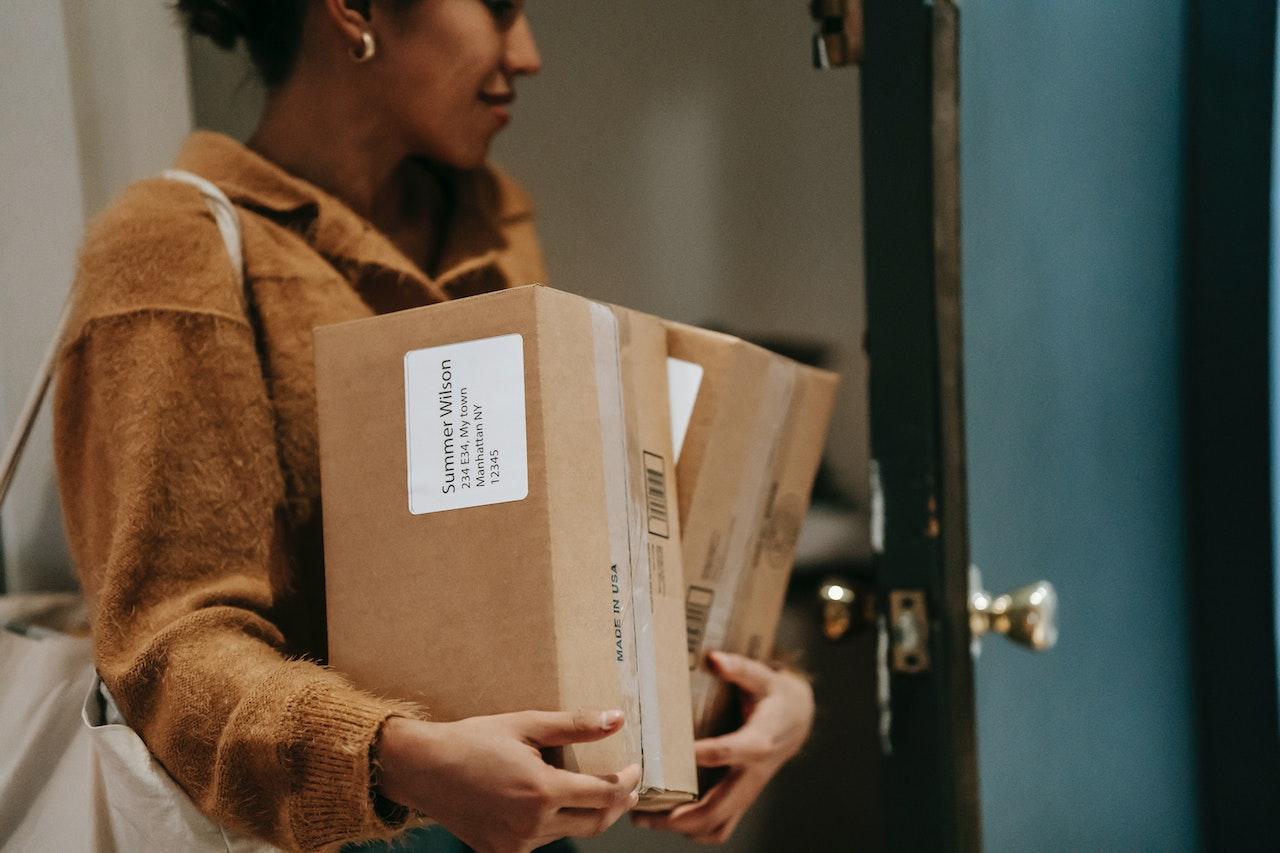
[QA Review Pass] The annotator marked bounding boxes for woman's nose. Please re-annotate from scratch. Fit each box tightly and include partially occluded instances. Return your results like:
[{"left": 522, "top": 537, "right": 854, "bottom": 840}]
[{"left": 504, "top": 14, "right": 542, "bottom": 77}]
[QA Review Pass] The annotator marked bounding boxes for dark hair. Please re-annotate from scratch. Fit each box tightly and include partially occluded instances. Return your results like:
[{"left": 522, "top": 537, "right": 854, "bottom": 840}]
[{"left": 176, "top": 0, "right": 310, "bottom": 87}]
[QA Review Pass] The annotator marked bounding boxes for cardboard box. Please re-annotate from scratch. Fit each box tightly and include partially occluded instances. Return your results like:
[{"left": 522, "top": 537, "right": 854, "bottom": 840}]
[
  {"left": 315, "top": 286, "right": 696, "bottom": 809},
  {"left": 665, "top": 321, "right": 840, "bottom": 737}
]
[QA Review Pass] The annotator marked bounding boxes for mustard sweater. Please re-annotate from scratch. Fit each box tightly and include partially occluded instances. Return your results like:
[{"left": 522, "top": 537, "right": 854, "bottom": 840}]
[{"left": 52, "top": 132, "right": 547, "bottom": 850}]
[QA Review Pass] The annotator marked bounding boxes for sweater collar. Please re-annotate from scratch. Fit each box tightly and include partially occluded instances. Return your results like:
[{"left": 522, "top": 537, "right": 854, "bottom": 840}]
[{"left": 172, "top": 131, "right": 534, "bottom": 301}]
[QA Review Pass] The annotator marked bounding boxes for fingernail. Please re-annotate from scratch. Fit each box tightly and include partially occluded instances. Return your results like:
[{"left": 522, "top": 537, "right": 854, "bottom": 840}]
[
  {"left": 628, "top": 790, "right": 640, "bottom": 808},
  {"left": 600, "top": 709, "right": 624, "bottom": 729}
]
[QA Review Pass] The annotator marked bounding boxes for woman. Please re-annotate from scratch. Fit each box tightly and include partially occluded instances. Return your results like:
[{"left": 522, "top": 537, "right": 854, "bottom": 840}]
[{"left": 54, "top": 1, "right": 815, "bottom": 850}]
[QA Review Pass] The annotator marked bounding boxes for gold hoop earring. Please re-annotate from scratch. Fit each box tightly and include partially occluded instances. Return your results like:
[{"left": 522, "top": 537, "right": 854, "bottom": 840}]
[{"left": 352, "top": 31, "right": 376, "bottom": 63}]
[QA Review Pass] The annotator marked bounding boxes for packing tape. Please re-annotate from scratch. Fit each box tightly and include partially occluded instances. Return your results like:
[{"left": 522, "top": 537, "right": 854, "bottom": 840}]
[
  {"left": 589, "top": 304, "right": 654, "bottom": 781},
  {"left": 689, "top": 358, "right": 797, "bottom": 725}
]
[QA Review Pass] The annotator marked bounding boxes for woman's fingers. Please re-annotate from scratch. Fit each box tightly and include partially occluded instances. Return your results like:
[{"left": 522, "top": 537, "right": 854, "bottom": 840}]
[
  {"left": 515, "top": 708, "right": 625, "bottom": 747},
  {"left": 629, "top": 655, "right": 814, "bottom": 844},
  {"left": 637, "top": 769, "right": 737, "bottom": 827},
  {"left": 694, "top": 728, "right": 775, "bottom": 768},
  {"left": 547, "top": 808, "right": 612, "bottom": 839},
  {"left": 634, "top": 766, "right": 772, "bottom": 842},
  {"left": 544, "top": 763, "right": 641, "bottom": 809},
  {"left": 552, "top": 793, "right": 638, "bottom": 839},
  {"left": 707, "top": 650, "right": 776, "bottom": 696},
  {"left": 633, "top": 775, "right": 736, "bottom": 838},
  {"left": 689, "top": 816, "right": 742, "bottom": 846},
  {"left": 536, "top": 766, "right": 640, "bottom": 839}
]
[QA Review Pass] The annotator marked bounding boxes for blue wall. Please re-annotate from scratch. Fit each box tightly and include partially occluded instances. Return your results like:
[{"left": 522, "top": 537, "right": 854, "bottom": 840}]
[{"left": 960, "top": 3, "right": 1198, "bottom": 850}]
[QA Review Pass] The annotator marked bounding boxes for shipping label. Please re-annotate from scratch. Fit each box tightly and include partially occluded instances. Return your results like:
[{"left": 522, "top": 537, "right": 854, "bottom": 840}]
[{"left": 404, "top": 334, "right": 528, "bottom": 514}]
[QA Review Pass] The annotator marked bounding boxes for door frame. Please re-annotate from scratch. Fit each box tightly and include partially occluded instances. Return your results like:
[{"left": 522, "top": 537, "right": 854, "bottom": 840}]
[
  {"left": 1184, "top": 0, "right": 1280, "bottom": 845},
  {"left": 860, "top": 1, "right": 980, "bottom": 850}
]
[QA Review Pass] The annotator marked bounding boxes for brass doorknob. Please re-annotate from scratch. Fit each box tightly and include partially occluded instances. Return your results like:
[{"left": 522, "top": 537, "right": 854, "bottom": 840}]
[
  {"left": 817, "top": 576, "right": 874, "bottom": 641},
  {"left": 969, "top": 576, "right": 1058, "bottom": 652}
]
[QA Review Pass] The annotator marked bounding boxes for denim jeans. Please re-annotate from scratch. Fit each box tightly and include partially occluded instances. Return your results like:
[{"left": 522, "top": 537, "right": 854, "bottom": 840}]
[{"left": 343, "top": 826, "right": 576, "bottom": 853}]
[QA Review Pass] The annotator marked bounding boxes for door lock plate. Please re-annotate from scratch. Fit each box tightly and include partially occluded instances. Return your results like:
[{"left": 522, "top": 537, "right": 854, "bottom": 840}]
[{"left": 889, "top": 589, "right": 931, "bottom": 672}]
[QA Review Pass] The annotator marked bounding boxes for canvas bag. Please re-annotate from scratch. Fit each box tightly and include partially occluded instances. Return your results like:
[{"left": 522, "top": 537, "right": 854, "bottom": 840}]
[{"left": 0, "top": 170, "right": 276, "bottom": 852}]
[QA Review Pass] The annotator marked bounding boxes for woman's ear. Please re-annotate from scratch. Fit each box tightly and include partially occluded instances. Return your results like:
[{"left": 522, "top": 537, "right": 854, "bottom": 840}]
[{"left": 320, "top": 0, "right": 373, "bottom": 46}]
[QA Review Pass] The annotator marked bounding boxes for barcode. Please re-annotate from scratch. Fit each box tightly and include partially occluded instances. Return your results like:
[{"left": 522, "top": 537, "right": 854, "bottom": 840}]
[
  {"left": 686, "top": 585, "right": 715, "bottom": 666},
  {"left": 642, "top": 450, "right": 670, "bottom": 539}
]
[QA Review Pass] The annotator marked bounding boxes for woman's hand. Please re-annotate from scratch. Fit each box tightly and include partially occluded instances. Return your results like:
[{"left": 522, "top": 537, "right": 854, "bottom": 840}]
[
  {"left": 376, "top": 709, "right": 642, "bottom": 853},
  {"left": 632, "top": 651, "right": 814, "bottom": 844}
]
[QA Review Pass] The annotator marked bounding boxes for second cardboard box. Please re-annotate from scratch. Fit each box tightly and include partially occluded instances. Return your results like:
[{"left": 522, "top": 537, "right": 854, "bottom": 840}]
[{"left": 665, "top": 321, "right": 840, "bottom": 737}]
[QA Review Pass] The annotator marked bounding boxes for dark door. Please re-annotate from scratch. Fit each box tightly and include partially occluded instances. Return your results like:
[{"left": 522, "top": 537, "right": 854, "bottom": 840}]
[{"left": 861, "top": 2, "right": 979, "bottom": 848}]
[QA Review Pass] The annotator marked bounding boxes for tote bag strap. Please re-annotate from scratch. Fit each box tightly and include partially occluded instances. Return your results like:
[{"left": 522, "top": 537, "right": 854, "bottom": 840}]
[
  {"left": 160, "top": 169, "right": 244, "bottom": 287},
  {"left": 0, "top": 170, "right": 244, "bottom": 510}
]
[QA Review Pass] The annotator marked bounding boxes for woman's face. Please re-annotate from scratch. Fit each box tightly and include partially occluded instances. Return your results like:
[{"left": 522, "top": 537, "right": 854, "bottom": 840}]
[{"left": 371, "top": 0, "right": 541, "bottom": 169}]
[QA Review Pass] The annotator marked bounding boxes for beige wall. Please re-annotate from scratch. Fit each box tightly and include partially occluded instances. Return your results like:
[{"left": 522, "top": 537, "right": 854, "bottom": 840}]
[
  {"left": 0, "top": 1, "right": 191, "bottom": 591},
  {"left": 492, "top": 1, "right": 868, "bottom": 509},
  {"left": 61, "top": 0, "right": 194, "bottom": 217}
]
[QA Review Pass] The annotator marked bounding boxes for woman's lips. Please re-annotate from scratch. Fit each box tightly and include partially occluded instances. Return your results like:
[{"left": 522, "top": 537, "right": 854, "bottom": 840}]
[{"left": 480, "top": 92, "right": 514, "bottom": 126}]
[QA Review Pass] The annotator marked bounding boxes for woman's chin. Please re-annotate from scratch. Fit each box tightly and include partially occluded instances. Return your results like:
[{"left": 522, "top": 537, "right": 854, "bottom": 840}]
[
  {"left": 459, "top": 138, "right": 497, "bottom": 170},
  {"left": 417, "top": 139, "right": 492, "bottom": 172}
]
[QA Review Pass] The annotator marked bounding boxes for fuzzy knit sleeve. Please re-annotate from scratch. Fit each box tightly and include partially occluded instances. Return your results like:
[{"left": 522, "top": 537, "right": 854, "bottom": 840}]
[{"left": 52, "top": 190, "right": 418, "bottom": 850}]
